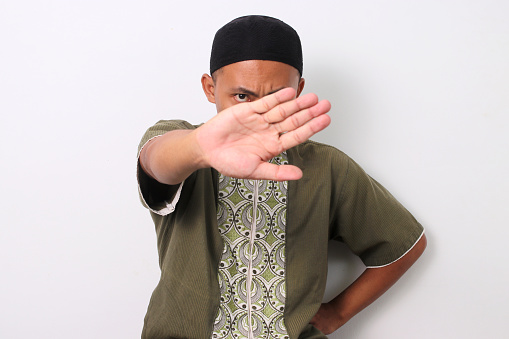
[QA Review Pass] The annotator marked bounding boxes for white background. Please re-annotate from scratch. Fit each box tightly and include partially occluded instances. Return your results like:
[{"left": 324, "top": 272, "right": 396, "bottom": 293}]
[{"left": 1, "top": 1, "right": 508, "bottom": 338}]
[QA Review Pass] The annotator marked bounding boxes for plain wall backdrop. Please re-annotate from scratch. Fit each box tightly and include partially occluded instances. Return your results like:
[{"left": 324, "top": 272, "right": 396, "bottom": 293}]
[{"left": 1, "top": 1, "right": 508, "bottom": 338}]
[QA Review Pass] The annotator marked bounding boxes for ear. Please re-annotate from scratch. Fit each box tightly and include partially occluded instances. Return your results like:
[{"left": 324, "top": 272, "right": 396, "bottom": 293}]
[
  {"left": 201, "top": 74, "right": 216, "bottom": 103},
  {"left": 296, "top": 77, "right": 305, "bottom": 97}
]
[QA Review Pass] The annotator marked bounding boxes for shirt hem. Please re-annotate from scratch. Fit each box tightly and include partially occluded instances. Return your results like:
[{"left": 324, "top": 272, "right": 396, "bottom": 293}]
[{"left": 365, "top": 230, "right": 425, "bottom": 268}]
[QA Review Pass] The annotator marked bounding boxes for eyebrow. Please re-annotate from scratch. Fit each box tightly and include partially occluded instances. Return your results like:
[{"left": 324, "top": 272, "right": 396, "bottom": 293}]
[{"left": 267, "top": 87, "right": 286, "bottom": 96}]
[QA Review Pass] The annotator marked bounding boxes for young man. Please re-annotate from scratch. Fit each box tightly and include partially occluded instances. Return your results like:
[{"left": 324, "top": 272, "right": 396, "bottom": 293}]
[{"left": 138, "top": 15, "right": 426, "bottom": 339}]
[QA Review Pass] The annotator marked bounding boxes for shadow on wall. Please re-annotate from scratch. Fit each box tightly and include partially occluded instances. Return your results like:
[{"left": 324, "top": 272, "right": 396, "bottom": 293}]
[{"left": 324, "top": 240, "right": 365, "bottom": 302}]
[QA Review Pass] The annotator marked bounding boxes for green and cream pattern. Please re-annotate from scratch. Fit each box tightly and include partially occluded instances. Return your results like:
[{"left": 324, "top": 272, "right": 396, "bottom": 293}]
[{"left": 212, "top": 153, "right": 289, "bottom": 339}]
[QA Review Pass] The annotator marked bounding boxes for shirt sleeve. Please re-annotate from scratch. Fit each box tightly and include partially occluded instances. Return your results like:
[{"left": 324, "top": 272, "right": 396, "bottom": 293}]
[
  {"left": 331, "top": 157, "right": 424, "bottom": 267},
  {"left": 136, "top": 120, "right": 197, "bottom": 215}
]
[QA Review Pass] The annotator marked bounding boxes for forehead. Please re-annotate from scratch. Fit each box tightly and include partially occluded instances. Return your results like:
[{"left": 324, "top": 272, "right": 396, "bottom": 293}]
[{"left": 214, "top": 60, "right": 300, "bottom": 89}]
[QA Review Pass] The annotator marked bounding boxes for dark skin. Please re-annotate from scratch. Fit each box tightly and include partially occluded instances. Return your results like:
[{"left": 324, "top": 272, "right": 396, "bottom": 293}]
[
  {"left": 310, "top": 236, "right": 427, "bottom": 333},
  {"left": 140, "top": 59, "right": 426, "bottom": 334}
]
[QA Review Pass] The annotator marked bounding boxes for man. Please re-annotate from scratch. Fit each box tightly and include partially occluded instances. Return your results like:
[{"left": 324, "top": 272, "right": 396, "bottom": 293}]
[{"left": 138, "top": 15, "right": 426, "bottom": 339}]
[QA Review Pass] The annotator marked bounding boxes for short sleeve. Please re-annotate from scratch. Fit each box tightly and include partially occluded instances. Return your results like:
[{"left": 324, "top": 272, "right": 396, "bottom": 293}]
[
  {"left": 136, "top": 120, "right": 198, "bottom": 215},
  {"left": 332, "top": 158, "right": 424, "bottom": 267}
]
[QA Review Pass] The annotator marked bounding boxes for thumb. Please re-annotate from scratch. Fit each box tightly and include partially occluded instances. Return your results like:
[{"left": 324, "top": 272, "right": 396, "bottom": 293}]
[{"left": 251, "top": 162, "right": 303, "bottom": 181}]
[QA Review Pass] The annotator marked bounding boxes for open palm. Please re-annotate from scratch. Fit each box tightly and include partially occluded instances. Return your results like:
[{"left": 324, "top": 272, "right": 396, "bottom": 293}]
[{"left": 195, "top": 88, "right": 331, "bottom": 181}]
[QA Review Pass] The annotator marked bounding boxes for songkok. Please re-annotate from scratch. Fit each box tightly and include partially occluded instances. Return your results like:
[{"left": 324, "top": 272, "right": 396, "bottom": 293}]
[{"left": 210, "top": 15, "right": 303, "bottom": 76}]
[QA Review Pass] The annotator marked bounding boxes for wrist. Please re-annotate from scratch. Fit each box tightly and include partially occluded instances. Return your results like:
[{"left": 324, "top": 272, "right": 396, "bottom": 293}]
[
  {"left": 189, "top": 127, "right": 211, "bottom": 170},
  {"left": 327, "top": 297, "right": 353, "bottom": 328}
]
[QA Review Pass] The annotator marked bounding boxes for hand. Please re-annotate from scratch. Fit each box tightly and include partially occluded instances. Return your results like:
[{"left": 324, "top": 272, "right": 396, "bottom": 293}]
[
  {"left": 309, "top": 302, "right": 343, "bottom": 335},
  {"left": 195, "top": 87, "right": 331, "bottom": 181}
]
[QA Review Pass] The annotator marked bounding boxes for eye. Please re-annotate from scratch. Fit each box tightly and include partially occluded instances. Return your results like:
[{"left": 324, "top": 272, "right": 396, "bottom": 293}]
[{"left": 234, "top": 93, "right": 250, "bottom": 102}]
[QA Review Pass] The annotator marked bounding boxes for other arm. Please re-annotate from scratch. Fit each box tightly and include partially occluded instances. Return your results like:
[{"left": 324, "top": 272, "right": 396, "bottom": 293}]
[{"left": 310, "top": 234, "right": 427, "bottom": 334}]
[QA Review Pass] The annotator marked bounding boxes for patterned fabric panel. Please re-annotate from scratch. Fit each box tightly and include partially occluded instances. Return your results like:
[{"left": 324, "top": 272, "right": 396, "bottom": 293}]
[{"left": 213, "top": 153, "right": 289, "bottom": 339}]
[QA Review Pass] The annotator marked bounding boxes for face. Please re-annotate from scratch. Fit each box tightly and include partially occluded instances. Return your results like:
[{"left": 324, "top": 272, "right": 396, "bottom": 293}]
[{"left": 201, "top": 60, "right": 305, "bottom": 113}]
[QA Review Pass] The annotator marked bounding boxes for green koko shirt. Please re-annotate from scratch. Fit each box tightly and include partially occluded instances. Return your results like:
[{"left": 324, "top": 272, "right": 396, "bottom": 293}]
[{"left": 137, "top": 120, "right": 424, "bottom": 339}]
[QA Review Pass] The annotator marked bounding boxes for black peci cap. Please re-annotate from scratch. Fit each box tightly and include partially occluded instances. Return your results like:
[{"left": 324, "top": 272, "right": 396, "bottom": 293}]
[{"left": 210, "top": 15, "right": 303, "bottom": 76}]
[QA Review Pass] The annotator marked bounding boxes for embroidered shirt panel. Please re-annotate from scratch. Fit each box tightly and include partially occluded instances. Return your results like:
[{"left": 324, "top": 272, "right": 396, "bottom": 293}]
[{"left": 213, "top": 153, "right": 289, "bottom": 339}]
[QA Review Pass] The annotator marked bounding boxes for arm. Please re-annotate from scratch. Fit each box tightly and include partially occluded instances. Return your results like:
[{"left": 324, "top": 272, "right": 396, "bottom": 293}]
[
  {"left": 310, "top": 234, "right": 427, "bottom": 334},
  {"left": 139, "top": 129, "right": 203, "bottom": 185},
  {"left": 140, "top": 88, "right": 331, "bottom": 185}
]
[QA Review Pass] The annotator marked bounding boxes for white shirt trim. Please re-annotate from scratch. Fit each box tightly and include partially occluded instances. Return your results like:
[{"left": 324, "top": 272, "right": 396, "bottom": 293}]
[
  {"left": 365, "top": 230, "right": 425, "bottom": 268},
  {"left": 137, "top": 135, "right": 184, "bottom": 216}
]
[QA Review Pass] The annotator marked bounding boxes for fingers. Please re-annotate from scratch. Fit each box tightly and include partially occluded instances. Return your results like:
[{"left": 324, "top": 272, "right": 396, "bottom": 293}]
[
  {"left": 263, "top": 92, "right": 320, "bottom": 124},
  {"left": 248, "top": 88, "right": 327, "bottom": 131},
  {"left": 272, "top": 99, "right": 331, "bottom": 134},
  {"left": 249, "top": 87, "right": 297, "bottom": 114},
  {"left": 280, "top": 109, "right": 332, "bottom": 150},
  {"left": 236, "top": 88, "right": 331, "bottom": 169},
  {"left": 252, "top": 88, "right": 331, "bottom": 151}
]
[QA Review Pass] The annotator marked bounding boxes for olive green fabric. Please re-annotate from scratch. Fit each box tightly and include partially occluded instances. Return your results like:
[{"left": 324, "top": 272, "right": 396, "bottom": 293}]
[{"left": 137, "top": 120, "right": 423, "bottom": 339}]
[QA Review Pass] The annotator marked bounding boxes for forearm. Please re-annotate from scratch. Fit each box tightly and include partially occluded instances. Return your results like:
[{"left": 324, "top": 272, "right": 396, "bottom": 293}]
[
  {"left": 334, "top": 235, "right": 426, "bottom": 325},
  {"left": 312, "top": 234, "right": 427, "bottom": 333},
  {"left": 139, "top": 129, "right": 207, "bottom": 185}
]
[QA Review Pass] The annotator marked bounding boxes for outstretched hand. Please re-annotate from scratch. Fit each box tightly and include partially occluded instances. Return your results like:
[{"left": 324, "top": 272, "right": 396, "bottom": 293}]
[{"left": 195, "top": 88, "right": 331, "bottom": 181}]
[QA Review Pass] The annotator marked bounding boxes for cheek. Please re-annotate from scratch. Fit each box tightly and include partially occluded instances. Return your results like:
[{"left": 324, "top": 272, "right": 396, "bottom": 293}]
[
  {"left": 214, "top": 95, "right": 238, "bottom": 113},
  {"left": 214, "top": 97, "right": 227, "bottom": 113}
]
